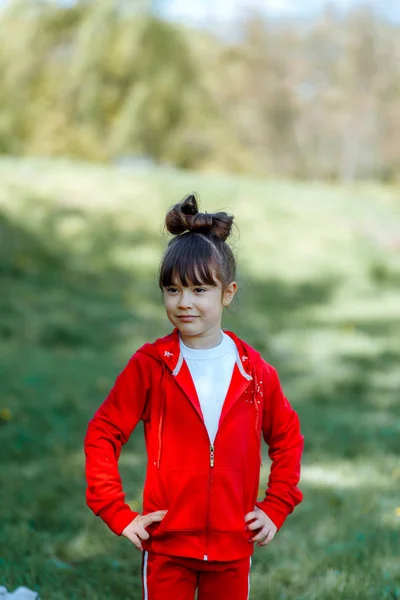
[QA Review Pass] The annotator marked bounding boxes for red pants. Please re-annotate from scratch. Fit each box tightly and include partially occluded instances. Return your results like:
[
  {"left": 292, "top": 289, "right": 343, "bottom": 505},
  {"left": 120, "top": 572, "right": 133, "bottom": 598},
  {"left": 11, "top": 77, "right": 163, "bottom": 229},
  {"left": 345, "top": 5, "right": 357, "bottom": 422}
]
[{"left": 142, "top": 551, "right": 252, "bottom": 600}]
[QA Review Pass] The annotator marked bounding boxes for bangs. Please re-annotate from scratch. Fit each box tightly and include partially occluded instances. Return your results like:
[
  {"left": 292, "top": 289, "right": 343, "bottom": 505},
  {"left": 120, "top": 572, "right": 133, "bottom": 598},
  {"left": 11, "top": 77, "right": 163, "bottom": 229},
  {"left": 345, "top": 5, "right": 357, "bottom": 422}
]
[{"left": 160, "top": 233, "right": 221, "bottom": 288}]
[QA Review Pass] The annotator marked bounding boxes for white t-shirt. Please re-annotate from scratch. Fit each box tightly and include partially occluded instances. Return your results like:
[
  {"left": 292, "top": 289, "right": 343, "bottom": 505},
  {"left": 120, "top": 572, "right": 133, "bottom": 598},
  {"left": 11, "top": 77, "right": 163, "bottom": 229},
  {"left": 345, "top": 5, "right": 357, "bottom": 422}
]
[{"left": 180, "top": 332, "right": 237, "bottom": 444}]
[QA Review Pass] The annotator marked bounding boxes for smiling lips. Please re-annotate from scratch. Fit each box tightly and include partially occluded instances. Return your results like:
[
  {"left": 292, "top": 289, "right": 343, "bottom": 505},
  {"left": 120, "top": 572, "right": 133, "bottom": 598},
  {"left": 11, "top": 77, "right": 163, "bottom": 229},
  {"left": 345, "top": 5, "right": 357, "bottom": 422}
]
[{"left": 177, "top": 315, "right": 198, "bottom": 320}]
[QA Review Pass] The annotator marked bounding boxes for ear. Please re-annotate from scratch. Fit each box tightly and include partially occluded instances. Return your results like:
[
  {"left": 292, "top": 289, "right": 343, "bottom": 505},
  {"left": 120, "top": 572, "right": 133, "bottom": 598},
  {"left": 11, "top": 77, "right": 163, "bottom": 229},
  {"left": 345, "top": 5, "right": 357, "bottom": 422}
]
[{"left": 222, "top": 281, "right": 237, "bottom": 307}]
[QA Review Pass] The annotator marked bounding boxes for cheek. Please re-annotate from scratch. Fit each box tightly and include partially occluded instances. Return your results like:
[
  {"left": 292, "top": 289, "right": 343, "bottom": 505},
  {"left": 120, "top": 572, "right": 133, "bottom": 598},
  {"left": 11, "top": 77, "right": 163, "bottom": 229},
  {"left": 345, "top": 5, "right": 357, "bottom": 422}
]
[
  {"left": 205, "top": 298, "right": 223, "bottom": 317},
  {"left": 163, "top": 297, "right": 174, "bottom": 312}
]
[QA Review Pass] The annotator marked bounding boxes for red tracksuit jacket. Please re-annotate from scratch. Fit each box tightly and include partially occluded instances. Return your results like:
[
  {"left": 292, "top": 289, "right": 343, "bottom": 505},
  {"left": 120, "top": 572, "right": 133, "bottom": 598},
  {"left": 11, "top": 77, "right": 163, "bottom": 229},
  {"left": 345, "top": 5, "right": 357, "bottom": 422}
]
[{"left": 84, "top": 329, "right": 304, "bottom": 562}]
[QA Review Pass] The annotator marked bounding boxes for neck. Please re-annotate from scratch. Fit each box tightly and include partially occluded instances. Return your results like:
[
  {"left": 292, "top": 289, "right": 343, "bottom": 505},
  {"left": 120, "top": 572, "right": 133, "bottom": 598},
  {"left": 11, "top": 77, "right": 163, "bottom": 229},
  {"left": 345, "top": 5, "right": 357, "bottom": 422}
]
[{"left": 180, "top": 328, "right": 223, "bottom": 350}]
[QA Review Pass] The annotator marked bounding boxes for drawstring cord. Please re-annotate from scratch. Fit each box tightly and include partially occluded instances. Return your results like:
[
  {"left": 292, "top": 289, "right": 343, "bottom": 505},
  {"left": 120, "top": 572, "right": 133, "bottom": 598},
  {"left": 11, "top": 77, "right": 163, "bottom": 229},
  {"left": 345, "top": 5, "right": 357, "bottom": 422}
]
[{"left": 156, "top": 363, "right": 166, "bottom": 469}]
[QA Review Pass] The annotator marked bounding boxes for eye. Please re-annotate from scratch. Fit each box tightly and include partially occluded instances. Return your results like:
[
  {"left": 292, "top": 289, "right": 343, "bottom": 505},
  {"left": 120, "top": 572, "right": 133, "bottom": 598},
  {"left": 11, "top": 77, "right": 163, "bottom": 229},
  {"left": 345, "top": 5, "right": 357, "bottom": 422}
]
[
  {"left": 165, "top": 286, "right": 179, "bottom": 294},
  {"left": 194, "top": 287, "right": 207, "bottom": 293}
]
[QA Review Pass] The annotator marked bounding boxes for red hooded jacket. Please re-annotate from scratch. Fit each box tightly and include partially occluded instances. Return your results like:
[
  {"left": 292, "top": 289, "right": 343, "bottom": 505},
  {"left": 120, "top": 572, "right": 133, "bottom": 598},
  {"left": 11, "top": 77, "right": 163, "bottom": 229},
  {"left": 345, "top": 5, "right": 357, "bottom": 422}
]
[{"left": 84, "top": 329, "right": 303, "bottom": 562}]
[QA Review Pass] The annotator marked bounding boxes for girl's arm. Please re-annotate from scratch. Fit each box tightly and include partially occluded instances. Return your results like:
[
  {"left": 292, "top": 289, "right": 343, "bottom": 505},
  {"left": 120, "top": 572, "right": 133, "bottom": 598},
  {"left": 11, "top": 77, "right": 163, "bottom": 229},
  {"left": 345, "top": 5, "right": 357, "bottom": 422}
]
[
  {"left": 256, "top": 365, "right": 304, "bottom": 530},
  {"left": 84, "top": 353, "right": 151, "bottom": 536}
]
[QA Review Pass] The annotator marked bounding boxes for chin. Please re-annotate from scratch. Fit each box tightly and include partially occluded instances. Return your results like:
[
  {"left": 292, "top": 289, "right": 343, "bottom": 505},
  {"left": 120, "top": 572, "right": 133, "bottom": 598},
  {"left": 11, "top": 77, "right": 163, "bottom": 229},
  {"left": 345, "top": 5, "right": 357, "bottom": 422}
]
[
  {"left": 176, "top": 324, "right": 203, "bottom": 336},
  {"left": 177, "top": 324, "right": 199, "bottom": 333}
]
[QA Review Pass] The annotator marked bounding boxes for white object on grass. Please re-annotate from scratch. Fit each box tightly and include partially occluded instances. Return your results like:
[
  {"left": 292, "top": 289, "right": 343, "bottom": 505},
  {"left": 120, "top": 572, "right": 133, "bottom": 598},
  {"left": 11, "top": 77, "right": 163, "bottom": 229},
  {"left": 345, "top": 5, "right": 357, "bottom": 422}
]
[{"left": 0, "top": 587, "right": 39, "bottom": 600}]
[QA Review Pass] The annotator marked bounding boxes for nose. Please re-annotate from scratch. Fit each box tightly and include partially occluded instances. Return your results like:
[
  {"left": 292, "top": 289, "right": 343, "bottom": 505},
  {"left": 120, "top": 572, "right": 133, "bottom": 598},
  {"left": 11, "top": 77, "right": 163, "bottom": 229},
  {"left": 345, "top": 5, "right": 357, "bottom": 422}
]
[{"left": 178, "top": 290, "right": 193, "bottom": 310}]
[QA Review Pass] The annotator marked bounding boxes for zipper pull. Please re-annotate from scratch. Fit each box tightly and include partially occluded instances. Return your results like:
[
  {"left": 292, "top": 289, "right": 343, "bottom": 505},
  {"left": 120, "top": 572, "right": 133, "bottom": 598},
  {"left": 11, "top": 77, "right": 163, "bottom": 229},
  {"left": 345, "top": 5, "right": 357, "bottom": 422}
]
[{"left": 210, "top": 445, "right": 215, "bottom": 467}]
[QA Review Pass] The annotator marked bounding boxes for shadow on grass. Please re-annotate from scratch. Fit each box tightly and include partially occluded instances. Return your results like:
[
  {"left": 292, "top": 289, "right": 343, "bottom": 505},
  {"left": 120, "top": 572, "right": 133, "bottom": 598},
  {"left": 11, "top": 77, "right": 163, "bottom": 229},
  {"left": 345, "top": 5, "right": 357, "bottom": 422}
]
[
  {"left": 0, "top": 204, "right": 167, "bottom": 349},
  {"left": 223, "top": 273, "right": 340, "bottom": 359},
  {"left": 296, "top": 339, "right": 400, "bottom": 462}
]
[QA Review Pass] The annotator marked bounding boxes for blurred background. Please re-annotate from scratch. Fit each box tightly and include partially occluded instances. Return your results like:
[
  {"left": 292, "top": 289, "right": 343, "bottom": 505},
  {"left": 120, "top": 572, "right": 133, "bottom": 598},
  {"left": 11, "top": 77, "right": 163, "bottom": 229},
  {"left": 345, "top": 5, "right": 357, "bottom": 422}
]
[{"left": 0, "top": 1, "right": 399, "bottom": 599}]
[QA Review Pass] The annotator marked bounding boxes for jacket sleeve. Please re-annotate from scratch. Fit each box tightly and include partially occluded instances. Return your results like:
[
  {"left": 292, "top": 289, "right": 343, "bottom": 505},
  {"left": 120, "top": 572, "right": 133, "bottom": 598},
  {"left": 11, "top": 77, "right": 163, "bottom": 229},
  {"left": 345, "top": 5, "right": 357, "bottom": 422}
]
[
  {"left": 84, "top": 353, "right": 151, "bottom": 536},
  {"left": 256, "top": 365, "right": 304, "bottom": 530}
]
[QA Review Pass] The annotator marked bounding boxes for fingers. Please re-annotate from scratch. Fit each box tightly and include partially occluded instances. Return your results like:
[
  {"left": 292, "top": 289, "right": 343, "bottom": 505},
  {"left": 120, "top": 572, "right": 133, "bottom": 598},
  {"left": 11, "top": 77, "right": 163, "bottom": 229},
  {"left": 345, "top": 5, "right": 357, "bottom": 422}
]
[
  {"left": 251, "top": 526, "right": 275, "bottom": 544},
  {"left": 245, "top": 507, "right": 277, "bottom": 546},
  {"left": 124, "top": 530, "right": 144, "bottom": 552},
  {"left": 258, "top": 529, "right": 276, "bottom": 546},
  {"left": 244, "top": 510, "right": 257, "bottom": 523},
  {"left": 137, "top": 510, "right": 168, "bottom": 540},
  {"left": 246, "top": 518, "right": 263, "bottom": 531},
  {"left": 244, "top": 511, "right": 261, "bottom": 533},
  {"left": 142, "top": 510, "right": 168, "bottom": 525},
  {"left": 122, "top": 510, "right": 168, "bottom": 552},
  {"left": 244, "top": 506, "right": 261, "bottom": 519},
  {"left": 251, "top": 526, "right": 268, "bottom": 542},
  {"left": 136, "top": 522, "right": 150, "bottom": 542}
]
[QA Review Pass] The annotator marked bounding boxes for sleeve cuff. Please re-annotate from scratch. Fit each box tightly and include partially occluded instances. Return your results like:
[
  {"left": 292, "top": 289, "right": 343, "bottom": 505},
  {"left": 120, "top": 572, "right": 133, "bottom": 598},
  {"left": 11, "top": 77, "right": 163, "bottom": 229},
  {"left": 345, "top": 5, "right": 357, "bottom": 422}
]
[
  {"left": 98, "top": 503, "right": 139, "bottom": 536},
  {"left": 255, "top": 500, "right": 288, "bottom": 530}
]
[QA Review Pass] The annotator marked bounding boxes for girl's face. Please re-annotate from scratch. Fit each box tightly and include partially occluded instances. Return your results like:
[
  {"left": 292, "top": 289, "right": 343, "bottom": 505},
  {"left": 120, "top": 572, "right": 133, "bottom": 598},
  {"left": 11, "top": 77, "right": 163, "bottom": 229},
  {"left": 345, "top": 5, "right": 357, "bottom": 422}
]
[{"left": 162, "top": 277, "right": 237, "bottom": 348}]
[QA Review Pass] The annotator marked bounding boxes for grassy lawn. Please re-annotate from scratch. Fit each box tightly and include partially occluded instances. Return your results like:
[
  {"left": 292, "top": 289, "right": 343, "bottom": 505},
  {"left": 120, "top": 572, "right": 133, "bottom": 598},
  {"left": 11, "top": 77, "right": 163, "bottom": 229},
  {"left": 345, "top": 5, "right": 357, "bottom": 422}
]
[{"left": 0, "top": 158, "right": 399, "bottom": 599}]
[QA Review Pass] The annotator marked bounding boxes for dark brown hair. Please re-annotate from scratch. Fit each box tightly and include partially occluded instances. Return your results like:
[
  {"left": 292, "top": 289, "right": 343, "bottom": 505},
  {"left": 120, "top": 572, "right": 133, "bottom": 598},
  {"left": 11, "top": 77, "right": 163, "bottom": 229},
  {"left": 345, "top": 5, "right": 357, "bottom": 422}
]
[{"left": 159, "top": 194, "right": 236, "bottom": 289}]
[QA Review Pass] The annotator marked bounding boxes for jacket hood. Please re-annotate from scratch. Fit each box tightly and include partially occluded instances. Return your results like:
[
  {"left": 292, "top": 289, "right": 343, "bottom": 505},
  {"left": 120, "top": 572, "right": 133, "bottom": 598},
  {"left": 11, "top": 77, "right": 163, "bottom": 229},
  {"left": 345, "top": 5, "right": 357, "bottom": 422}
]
[{"left": 136, "top": 328, "right": 263, "bottom": 378}]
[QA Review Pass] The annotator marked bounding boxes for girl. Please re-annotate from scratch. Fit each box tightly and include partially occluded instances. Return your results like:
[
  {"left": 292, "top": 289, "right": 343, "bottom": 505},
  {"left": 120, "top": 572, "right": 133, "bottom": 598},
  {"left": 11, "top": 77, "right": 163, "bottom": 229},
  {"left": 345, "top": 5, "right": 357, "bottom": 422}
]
[{"left": 84, "top": 195, "right": 304, "bottom": 600}]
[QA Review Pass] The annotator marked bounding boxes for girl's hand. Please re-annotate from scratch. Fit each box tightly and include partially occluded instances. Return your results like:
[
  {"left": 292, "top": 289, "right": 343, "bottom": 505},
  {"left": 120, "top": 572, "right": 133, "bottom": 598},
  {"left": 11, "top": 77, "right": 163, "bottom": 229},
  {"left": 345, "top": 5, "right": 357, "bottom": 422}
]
[
  {"left": 244, "top": 506, "right": 277, "bottom": 547},
  {"left": 122, "top": 510, "right": 168, "bottom": 551}
]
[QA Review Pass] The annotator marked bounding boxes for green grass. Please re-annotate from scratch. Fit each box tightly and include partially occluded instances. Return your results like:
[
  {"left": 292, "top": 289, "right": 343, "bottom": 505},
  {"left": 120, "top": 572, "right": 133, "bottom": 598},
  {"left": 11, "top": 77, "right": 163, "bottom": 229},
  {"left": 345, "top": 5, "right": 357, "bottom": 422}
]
[{"left": 0, "top": 157, "right": 400, "bottom": 599}]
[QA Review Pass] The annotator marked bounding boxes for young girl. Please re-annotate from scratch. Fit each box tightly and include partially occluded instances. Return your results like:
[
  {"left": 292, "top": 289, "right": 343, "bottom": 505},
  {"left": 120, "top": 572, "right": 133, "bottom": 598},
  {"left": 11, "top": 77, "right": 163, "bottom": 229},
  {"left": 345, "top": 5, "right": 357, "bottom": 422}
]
[{"left": 84, "top": 195, "right": 304, "bottom": 600}]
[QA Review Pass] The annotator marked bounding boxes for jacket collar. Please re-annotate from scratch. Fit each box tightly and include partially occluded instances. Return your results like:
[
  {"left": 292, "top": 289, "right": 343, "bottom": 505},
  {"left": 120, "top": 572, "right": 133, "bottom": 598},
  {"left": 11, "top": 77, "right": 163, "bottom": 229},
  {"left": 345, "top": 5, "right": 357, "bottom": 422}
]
[{"left": 154, "top": 329, "right": 254, "bottom": 426}]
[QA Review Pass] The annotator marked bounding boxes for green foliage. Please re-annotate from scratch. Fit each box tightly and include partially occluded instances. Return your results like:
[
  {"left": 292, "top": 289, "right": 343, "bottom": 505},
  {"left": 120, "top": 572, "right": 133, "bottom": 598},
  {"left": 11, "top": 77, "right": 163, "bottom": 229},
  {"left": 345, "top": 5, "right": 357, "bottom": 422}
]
[
  {"left": 0, "top": 158, "right": 400, "bottom": 598},
  {"left": 0, "top": 0, "right": 220, "bottom": 167}
]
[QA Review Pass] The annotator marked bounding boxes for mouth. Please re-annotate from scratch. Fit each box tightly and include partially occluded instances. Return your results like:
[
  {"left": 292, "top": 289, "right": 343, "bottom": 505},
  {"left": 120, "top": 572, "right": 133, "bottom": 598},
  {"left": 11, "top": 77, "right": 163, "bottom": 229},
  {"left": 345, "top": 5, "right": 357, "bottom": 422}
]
[{"left": 177, "top": 315, "right": 198, "bottom": 321}]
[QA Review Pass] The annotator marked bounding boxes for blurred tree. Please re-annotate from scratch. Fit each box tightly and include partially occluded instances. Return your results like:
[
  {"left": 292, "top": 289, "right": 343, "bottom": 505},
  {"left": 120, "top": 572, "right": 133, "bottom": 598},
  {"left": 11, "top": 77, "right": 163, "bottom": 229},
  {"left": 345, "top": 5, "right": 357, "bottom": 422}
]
[
  {"left": 0, "top": 0, "right": 399, "bottom": 179},
  {"left": 108, "top": 15, "right": 208, "bottom": 166}
]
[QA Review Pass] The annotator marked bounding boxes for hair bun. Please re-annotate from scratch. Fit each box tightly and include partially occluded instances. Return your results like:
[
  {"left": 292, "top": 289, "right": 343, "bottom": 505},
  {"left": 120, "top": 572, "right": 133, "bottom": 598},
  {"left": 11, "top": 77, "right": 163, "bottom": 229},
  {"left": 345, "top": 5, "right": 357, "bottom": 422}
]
[{"left": 165, "top": 194, "right": 233, "bottom": 242}]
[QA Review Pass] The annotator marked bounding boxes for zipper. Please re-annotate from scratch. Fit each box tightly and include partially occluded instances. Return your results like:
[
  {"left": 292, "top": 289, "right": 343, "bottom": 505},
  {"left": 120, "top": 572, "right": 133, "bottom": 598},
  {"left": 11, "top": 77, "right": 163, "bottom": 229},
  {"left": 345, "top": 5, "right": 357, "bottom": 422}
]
[{"left": 204, "top": 444, "right": 215, "bottom": 560}]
